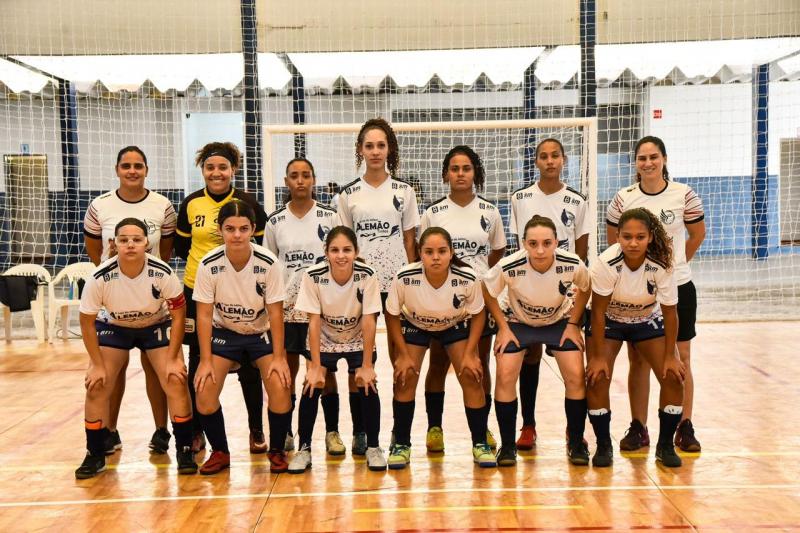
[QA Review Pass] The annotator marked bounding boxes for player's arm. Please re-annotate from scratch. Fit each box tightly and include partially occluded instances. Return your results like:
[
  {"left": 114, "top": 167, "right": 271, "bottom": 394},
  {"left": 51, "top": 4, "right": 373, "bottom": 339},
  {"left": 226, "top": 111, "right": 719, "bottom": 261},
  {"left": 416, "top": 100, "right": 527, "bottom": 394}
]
[
  {"left": 488, "top": 247, "right": 506, "bottom": 268},
  {"left": 605, "top": 224, "right": 617, "bottom": 246},
  {"left": 84, "top": 236, "right": 103, "bottom": 266},
  {"left": 159, "top": 236, "right": 174, "bottom": 262},
  {"left": 586, "top": 292, "right": 611, "bottom": 386},
  {"left": 685, "top": 220, "right": 706, "bottom": 262},
  {"left": 403, "top": 228, "right": 418, "bottom": 262},
  {"left": 575, "top": 234, "right": 589, "bottom": 262},
  {"left": 79, "top": 312, "right": 106, "bottom": 390}
]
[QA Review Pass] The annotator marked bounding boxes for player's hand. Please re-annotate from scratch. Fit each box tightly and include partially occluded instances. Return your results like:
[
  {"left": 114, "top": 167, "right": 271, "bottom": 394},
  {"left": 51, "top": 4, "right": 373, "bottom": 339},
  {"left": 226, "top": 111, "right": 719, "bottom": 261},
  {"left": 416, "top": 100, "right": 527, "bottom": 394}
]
[
  {"left": 662, "top": 356, "right": 686, "bottom": 383},
  {"left": 586, "top": 357, "right": 610, "bottom": 387},
  {"left": 166, "top": 358, "right": 188, "bottom": 385},
  {"left": 194, "top": 360, "right": 216, "bottom": 393},
  {"left": 355, "top": 366, "right": 378, "bottom": 395},
  {"left": 268, "top": 357, "right": 291, "bottom": 389},
  {"left": 85, "top": 362, "right": 107, "bottom": 392},
  {"left": 560, "top": 322, "right": 585, "bottom": 352},
  {"left": 458, "top": 354, "right": 483, "bottom": 383},
  {"left": 393, "top": 354, "right": 419, "bottom": 388},
  {"left": 493, "top": 326, "right": 521, "bottom": 355},
  {"left": 303, "top": 364, "right": 326, "bottom": 397}
]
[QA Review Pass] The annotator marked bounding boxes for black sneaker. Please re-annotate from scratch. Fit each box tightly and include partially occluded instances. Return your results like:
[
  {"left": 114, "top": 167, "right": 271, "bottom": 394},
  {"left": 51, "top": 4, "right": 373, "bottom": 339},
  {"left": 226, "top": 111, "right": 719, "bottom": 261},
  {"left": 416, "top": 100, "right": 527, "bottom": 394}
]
[
  {"left": 567, "top": 439, "right": 590, "bottom": 466},
  {"left": 149, "top": 427, "right": 171, "bottom": 455},
  {"left": 104, "top": 430, "right": 122, "bottom": 456},
  {"left": 495, "top": 445, "right": 517, "bottom": 467},
  {"left": 75, "top": 453, "right": 106, "bottom": 479},
  {"left": 619, "top": 419, "right": 649, "bottom": 451},
  {"left": 674, "top": 419, "right": 701, "bottom": 452},
  {"left": 592, "top": 439, "right": 614, "bottom": 467},
  {"left": 176, "top": 446, "right": 198, "bottom": 474},
  {"left": 656, "top": 444, "right": 682, "bottom": 467}
]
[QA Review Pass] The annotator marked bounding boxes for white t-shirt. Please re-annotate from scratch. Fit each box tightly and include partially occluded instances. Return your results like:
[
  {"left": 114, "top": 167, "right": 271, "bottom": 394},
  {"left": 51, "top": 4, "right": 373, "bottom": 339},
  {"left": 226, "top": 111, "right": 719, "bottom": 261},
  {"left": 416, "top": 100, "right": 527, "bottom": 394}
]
[
  {"left": 336, "top": 176, "right": 420, "bottom": 292},
  {"left": 386, "top": 262, "right": 484, "bottom": 332},
  {"left": 606, "top": 180, "right": 704, "bottom": 285},
  {"left": 509, "top": 183, "right": 590, "bottom": 253},
  {"left": 419, "top": 195, "right": 507, "bottom": 276},
  {"left": 83, "top": 190, "right": 177, "bottom": 261},
  {"left": 590, "top": 243, "right": 679, "bottom": 324},
  {"left": 79, "top": 253, "right": 183, "bottom": 328},
  {"left": 484, "top": 249, "right": 590, "bottom": 327},
  {"left": 192, "top": 244, "right": 285, "bottom": 335},
  {"left": 263, "top": 201, "right": 339, "bottom": 323},
  {"left": 295, "top": 260, "right": 382, "bottom": 353}
]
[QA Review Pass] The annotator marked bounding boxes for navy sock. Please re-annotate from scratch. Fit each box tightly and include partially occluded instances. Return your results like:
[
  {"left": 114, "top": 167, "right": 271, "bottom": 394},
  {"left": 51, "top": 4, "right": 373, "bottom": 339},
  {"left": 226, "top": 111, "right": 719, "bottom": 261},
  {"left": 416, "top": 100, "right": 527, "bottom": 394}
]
[
  {"left": 494, "top": 399, "right": 518, "bottom": 448},
  {"left": 237, "top": 363, "right": 263, "bottom": 432},
  {"left": 359, "top": 389, "right": 381, "bottom": 448},
  {"left": 298, "top": 389, "right": 322, "bottom": 449},
  {"left": 267, "top": 409, "right": 292, "bottom": 451},
  {"left": 85, "top": 425, "right": 107, "bottom": 456},
  {"left": 171, "top": 417, "right": 193, "bottom": 449},
  {"left": 589, "top": 410, "right": 611, "bottom": 444},
  {"left": 349, "top": 391, "right": 364, "bottom": 434},
  {"left": 201, "top": 407, "right": 229, "bottom": 454},
  {"left": 519, "top": 360, "right": 540, "bottom": 426},
  {"left": 392, "top": 399, "right": 415, "bottom": 446},
  {"left": 425, "top": 391, "right": 445, "bottom": 429},
  {"left": 465, "top": 406, "right": 488, "bottom": 446},
  {"left": 321, "top": 392, "right": 340, "bottom": 432},
  {"left": 658, "top": 409, "right": 682, "bottom": 447},
  {"left": 564, "top": 398, "right": 587, "bottom": 443}
]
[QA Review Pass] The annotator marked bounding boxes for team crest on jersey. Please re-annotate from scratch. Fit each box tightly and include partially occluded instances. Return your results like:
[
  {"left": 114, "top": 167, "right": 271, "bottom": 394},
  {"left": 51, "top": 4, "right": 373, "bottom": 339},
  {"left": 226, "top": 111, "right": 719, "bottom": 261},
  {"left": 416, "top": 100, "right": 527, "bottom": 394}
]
[
  {"left": 151, "top": 285, "right": 161, "bottom": 300},
  {"left": 660, "top": 209, "right": 676, "bottom": 225},
  {"left": 144, "top": 219, "right": 157, "bottom": 235},
  {"left": 392, "top": 195, "right": 403, "bottom": 212},
  {"left": 256, "top": 281, "right": 265, "bottom": 297},
  {"left": 480, "top": 215, "right": 490, "bottom": 232},
  {"left": 558, "top": 280, "right": 573, "bottom": 296},
  {"left": 560, "top": 209, "right": 575, "bottom": 228},
  {"left": 558, "top": 239, "right": 570, "bottom": 250},
  {"left": 452, "top": 293, "right": 466, "bottom": 309},
  {"left": 646, "top": 280, "right": 656, "bottom": 295},
  {"left": 317, "top": 224, "right": 329, "bottom": 241},
  {"left": 356, "top": 288, "right": 363, "bottom": 303},
  {"left": 616, "top": 265, "right": 623, "bottom": 273}
]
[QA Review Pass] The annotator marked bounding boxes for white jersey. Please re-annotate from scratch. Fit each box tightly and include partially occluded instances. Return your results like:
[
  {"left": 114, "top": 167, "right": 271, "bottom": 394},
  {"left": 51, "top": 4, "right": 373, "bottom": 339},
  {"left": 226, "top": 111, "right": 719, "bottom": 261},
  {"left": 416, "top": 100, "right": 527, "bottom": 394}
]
[
  {"left": 263, "top": 201, "right": 339, "bottom": 323},
  {"left": 83, "top": 189, "right": 177, "bottom": 261},
  {"left": 509, "top": 183, "right": 590, "bottom": 253},
  {"left": 192, "top": 244, "right": 285, "bottom": 335},
  {"left": 79, "top": 254, "right": 183, "bottom": 328},
  {"left": 420, "top": 195, "right": 507, "bottom": 275},
  {"left": 336, "top": 176, "right": 420, "bottom": 292},
  {"left": 386, "top": 262, "right": 484, "bottom": 332},
  {"left": 484, "top": 249, "right": 590, "bottom": 327},
  {"left": 590, "top": 243, "right": 678, "bottom": 324},
  {"left": 606, "top": 180, "right": 704, "bottom": 285},
  {"left": 295, "top": 260, "right": 382, "bottom": 353}
]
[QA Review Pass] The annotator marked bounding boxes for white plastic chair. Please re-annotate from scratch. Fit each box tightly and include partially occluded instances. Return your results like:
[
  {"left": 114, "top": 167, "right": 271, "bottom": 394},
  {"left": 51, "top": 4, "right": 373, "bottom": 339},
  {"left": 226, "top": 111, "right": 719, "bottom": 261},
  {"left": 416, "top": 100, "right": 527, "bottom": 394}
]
[
  {"left": 48, "top": 262, "right": 96, "bottom": 342},
  {"left": 1, "top": 264, "right": 52, "bottom": 343}
]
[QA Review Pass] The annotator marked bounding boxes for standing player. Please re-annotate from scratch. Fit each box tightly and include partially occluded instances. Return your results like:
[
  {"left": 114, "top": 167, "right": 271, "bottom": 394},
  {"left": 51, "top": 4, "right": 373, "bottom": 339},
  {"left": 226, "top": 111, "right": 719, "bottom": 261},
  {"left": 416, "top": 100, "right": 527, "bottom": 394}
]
[
  {"left": 483, "top": 216, "right": 591, "bottom": 466},
  {"left": 174, "top": 142, "right": 269, "bottom": 455},
  {"left": 606, "top": 136, "right": 705, "bottom": 452},
  {"left": 507, "top": 138, "right": 591, "bottom": 450},
  {"left": 419, "top": 146, "right": 506, "bottom": 452},
  {"left": 75, "top": 218, "right": 196, "bottom": 479},
  {"left": 192, "top": 200, "right": 292, "bottom": 474},
  {"left": 83, "top": 146, "right": 176, "bottom": 456},
  {"left": 586, "top": 207, "right": 685, "bottom": 468},
  {"left": 263, "top": 158, "right": 356, "bottom": 456},
  {"left": 386, "top": 227, "right": 494, "bottom": 469},
  {"left": 288, "top": 226, "right": 386, "bottom": 473}
]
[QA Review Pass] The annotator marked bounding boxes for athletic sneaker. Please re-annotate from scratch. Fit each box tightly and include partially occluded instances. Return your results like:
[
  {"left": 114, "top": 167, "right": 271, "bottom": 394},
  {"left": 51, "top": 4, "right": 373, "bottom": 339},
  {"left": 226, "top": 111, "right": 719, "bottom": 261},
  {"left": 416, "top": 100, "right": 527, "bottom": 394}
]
[
  {"left": 103, "top": 430, "right": 122, "bottom": 456},
  {"left": 268, "top": 449, "right": 289, "bottom": 473},
  {"left": 674, "top": 419, "right": 701, "bottom": 452},
  {"left": 199, "top": 450, "right": 230, "bottom": 475},
  {"left": 567, "top": 439, "right": 590, "bottom": 466},
  {"left": 191, "top": 431, "right": 206, "bottom": 454},
  {"left": 495, "top": 445, "right": 517, "bottom": 467},
  {"left": 284, "top": 432, "right": 295, "bottom": 452},
  {"left": 250, "top": 430, "right": 268, "bottom": 454},
  {"left": 288, "top": 446, "right": 312, "bottom": 474},
  {"left": 656, "top": 443, "right": 682, "bottom": 467},
  {"left": 149, "top": 427, "right": 171, "bottom": 455},
  {"left": 325, "top": 431, "right": 346, "bottom": 456},
  {"left": 387, "top": 444, "right": 411, "bottom": 470},
  {"left": 426, "top": 426, "right": 445, "bottom": 452},
  {"left": 176, "top": 446, "right": 198, "bottom": 474},
  {"left": 592, "top": 439, "right": 614, "bottom": 467},
  {"left": 472, "top": 443, "right": 497, "bottom": 468},
  {"left": 75, "top": 453, "right": 106, "bottom": 479},
  {"left": 516, "top": 425, "right": 537, "bottom": 450},
  {"left": 352, "top": 432, "right": 368, "bottom": 456},
  {"left": 486, "top": 429, "right": 497, "bottom": 450},
  {"left": 619, "top": 419, "right": 650, "bottom": 451},
  {"left": 366, "top": 447, "right": 387, "bottom": 471}
]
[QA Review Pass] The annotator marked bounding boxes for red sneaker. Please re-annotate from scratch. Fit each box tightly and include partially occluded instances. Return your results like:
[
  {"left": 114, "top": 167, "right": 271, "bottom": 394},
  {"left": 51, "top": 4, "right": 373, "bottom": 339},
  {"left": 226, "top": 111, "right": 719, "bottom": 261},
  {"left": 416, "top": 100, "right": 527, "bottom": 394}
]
[
  {"left": 516, "top": 425, "right": 537, "bottom": 450},
  {"left": 268, "top": 449, "right": 288, "bottom": 473},
  {"left": 250, "top": 430, "right": 268, "bottom": 454},
  {"left": 199, "top": 450, "right": 230, "bottom": 475}
]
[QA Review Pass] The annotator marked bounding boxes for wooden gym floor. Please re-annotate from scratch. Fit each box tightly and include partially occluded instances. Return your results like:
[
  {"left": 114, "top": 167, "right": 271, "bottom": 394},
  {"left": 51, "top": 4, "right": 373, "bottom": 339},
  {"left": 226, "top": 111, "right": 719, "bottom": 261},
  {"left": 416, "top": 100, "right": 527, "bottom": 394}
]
[{"left": 0, "top": 321, "right": 798, "bottom": 532}]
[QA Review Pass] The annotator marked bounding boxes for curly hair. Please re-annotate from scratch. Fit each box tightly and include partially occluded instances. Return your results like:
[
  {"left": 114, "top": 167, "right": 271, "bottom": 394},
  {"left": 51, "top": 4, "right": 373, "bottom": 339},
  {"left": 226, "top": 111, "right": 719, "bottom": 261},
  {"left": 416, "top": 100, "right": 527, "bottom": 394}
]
[
  {"left": 195, "top": 141, "right": 241, "bottom": 169},
  {"left": 618, "top": 207, "right": 673, "bottom": 269},
  {"left": 634, "top": 135, "right": 669, "bottom": 182},
  {"left": 355, "top": 118, "right": 400, "bottom": 178},
  {"left": 441, "top": 145, "right": 486, "bottom": 192}
]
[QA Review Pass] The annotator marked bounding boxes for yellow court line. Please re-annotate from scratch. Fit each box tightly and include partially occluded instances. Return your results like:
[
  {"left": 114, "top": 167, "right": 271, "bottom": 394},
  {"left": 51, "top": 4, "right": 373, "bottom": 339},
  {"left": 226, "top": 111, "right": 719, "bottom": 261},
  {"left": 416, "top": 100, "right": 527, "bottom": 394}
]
[
  {"left": 0, "top": 483, "right": 798, "bottom": 509},
  {"left": 353, "top": 504, "right": 582, "bottom": 513}
]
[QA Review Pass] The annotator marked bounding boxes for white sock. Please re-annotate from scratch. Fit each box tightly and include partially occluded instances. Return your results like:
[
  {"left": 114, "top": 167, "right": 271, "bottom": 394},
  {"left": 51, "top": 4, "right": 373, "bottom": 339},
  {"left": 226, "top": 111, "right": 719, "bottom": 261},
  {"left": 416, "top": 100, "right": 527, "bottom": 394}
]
[
  {"left": 588, "top": 408, "right": 609, "bottom": 416},
  {"left": 663, "top": 405, "right": 683, "bottom": 415}
]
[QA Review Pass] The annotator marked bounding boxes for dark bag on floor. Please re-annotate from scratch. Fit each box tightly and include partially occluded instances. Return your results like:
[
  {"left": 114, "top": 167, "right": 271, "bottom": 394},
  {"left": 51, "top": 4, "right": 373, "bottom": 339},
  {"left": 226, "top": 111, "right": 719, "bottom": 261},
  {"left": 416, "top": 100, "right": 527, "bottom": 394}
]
[{"left": 0, "top": 275, "right": 39, "bottom": 312}]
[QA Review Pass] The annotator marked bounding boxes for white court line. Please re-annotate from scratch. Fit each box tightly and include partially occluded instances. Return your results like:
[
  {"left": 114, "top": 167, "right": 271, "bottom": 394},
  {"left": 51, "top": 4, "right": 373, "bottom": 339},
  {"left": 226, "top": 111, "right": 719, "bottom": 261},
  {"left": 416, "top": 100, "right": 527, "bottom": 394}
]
[{"left": 0, "top": 483, "right": 798, "bottom": 509}]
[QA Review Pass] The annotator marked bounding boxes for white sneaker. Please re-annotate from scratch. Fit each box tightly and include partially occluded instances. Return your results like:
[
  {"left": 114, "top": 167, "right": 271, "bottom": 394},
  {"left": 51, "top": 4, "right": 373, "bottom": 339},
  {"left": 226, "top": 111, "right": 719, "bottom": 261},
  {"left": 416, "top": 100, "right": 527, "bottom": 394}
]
[
  {"left": 288, "top": 446, "right": 311, "bottom": 474},
  {"left": 284, "top": 432, "right": 295, "bottom": 452},
  {"left": 366, "top": 447, "right": 387, "bottom": 471},
  {"left": 325, "top": 431, "right": 346, "bottom": 456}
]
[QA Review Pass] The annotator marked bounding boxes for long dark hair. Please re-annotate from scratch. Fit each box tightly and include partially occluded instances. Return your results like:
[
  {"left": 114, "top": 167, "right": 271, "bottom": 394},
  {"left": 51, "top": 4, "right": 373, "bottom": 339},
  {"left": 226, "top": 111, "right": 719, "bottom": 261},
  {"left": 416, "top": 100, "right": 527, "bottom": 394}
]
[
  {"left": 634, "top": 135, "right": 669, "bottom": 182},
  {"left": 441, "top": 145, "right": 486, "bottom": 192},
  {"left": 325, "top": 225, "right": 358, "bottom": 252},
  {"left": 618, "top": 207, "right": 673, "bottom": 269},
  {"left": 217, "top": 199, "right": 256, "bottom": 227},
  {"left": 418, "top": 226, "right": 469, "bottom": 269},
  {"left": 355, "top": 118, "right": 400, "bottom": 178}
]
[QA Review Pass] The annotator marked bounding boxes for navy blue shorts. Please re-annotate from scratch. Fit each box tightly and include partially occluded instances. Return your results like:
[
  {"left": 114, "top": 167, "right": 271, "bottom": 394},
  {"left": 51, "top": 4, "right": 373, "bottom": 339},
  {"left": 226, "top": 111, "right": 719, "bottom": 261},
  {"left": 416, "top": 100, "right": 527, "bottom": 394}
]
[
  {"left": 501, "top": 319, "right": 579, "bottom": 354},
  {"left": 677, "top": 281, "right": 697, "bottom": 342},
  {"left": 481, "top": 313, "right": 498, "bottom": 338},
  {"left": 284, "top": 322, "right": 309, "bottom": 356},
  {"left": 401, "top": 319, "right": 471, "bottom": 347},
  {"left": 585, "top": 310, "right": 665, "bottom": 344},
  {"left": 303, "top": 350, "right": 377, "bottom": 374},
  {"left": 95, "top": 321, "right": 171, "bottom": 351},
  {"left": 211, "top": 327, "right": 273, "bottom": 364}
]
